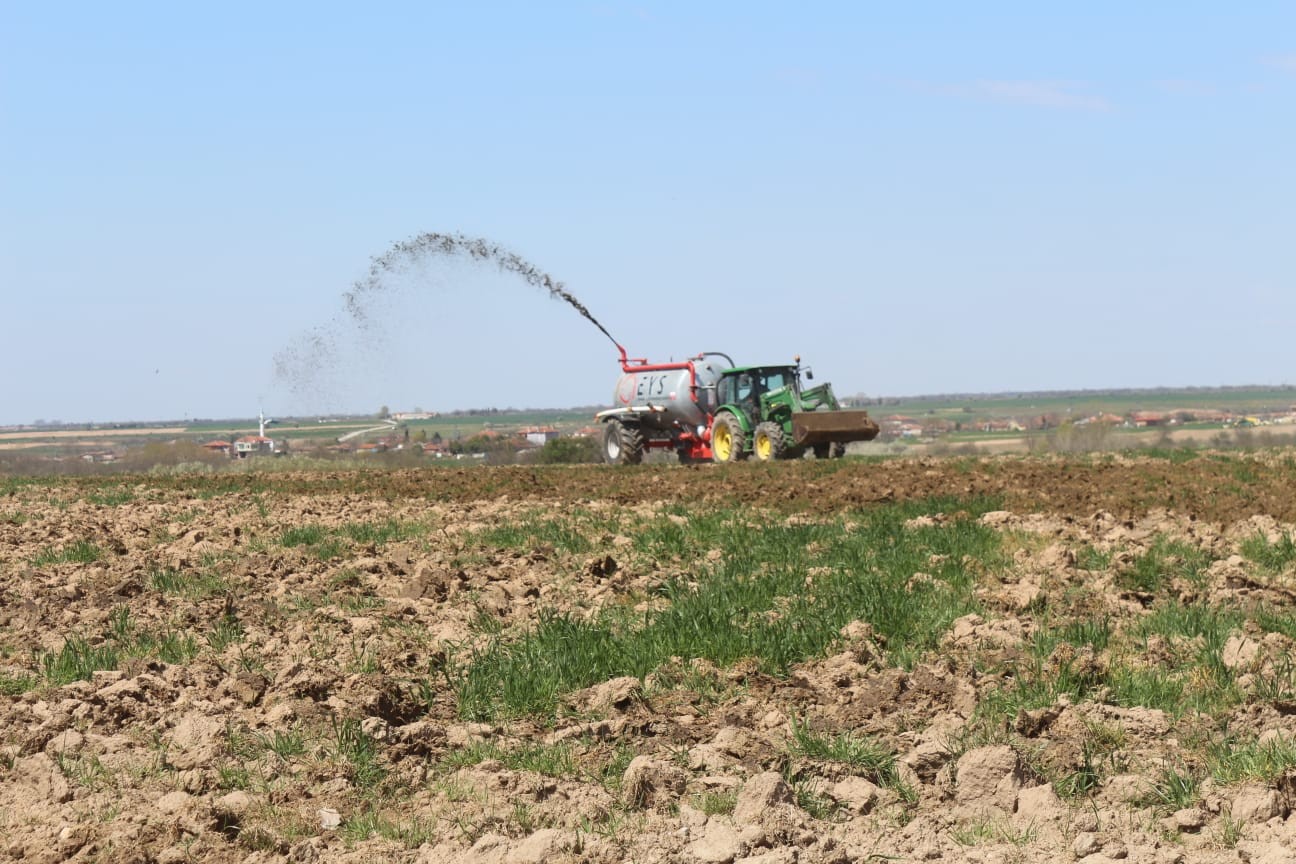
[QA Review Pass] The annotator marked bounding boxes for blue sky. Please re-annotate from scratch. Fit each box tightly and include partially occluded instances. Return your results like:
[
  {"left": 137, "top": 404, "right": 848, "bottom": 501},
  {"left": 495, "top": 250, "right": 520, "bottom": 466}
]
[{"left": 2, "top": 3, "right": 1293, "bottom": 424}]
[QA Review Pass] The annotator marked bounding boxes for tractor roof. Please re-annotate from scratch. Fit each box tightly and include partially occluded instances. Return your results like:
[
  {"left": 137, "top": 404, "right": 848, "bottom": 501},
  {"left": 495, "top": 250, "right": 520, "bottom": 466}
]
[{"left": 720, "top": 364, "right": 799, "bottom": 375}]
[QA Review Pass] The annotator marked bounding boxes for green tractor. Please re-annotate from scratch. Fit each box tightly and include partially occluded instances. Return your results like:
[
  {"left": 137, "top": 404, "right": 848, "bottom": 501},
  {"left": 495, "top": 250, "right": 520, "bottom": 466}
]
[{"left": 709, "top": 361, "right": 880, "bottom": 462}]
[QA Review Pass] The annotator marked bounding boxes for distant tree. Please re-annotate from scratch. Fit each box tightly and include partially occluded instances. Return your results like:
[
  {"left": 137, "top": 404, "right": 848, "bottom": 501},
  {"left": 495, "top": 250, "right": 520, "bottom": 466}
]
[{"left": 377, "top": 405, "right": 390, "bottom": 419}]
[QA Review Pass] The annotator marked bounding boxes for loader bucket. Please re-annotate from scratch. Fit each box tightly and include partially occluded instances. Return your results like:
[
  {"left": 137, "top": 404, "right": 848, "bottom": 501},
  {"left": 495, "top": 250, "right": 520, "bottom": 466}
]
[{"left": 791, "top": 410, "right": 880, "bottom": 446}]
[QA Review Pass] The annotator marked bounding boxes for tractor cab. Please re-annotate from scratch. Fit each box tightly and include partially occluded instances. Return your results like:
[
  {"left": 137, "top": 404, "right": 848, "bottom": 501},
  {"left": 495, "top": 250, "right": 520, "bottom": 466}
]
[{"left": 715, "top": 365, "right": 800, "bottom": 427}]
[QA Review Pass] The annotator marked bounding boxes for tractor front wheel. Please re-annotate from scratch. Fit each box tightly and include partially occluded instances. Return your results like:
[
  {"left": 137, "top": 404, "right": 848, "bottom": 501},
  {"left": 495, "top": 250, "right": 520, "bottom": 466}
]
[
  {"left": 603, "top": 419, "right": 644, "bottom": 465},
  {"left": 753, "top": 422, "right": 787, "bottom": 461},
  {"left": 711, "top": 414, "right": 747, "bottom": 463}
]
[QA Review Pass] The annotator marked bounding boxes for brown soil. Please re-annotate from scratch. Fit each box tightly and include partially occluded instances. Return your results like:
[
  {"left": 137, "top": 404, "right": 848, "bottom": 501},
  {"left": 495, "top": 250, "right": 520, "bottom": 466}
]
[{"left": 2, "top": 454, "right": 1296, "bottom": 864}]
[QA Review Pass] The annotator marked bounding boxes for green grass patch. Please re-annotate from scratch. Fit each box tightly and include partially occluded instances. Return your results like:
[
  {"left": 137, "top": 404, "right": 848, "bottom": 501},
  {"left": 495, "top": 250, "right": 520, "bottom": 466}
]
[
  {"left": 950, "top": 816, "right": 1037, "bottom": 848},
  {"left": 280, "top": 525, "right": 328, "bottom": 547},
  {"left": 148, "top": 568, "right": 227, "bottom": 599},
  {"left": 453, "top": 496, "right": 1003, "bottom": 720},
  {"left": 595, "top": 742, "right": 637, "bottom": 793},
  {"left": 1054, "top": 720, "right": 1128, "bottom": 799},
  {"left": 87, "top": 488, "right": 136, "bottom": 506},
  {"left": 331, "top": 717, "right": 385, "bottom": 789},
  {"left": 1241, "top": 532, "right": 1296, "bottom": 572},
  {"left": 692, "top": 790, "right": 738, "bottom": 816},
  {"left": 439, "top": 739, "right": 576, "bottom": 778},
  {"left": 1119, "top": 536, "right": 1213, "bottom": 593},
  {"left": 340, "top": 808, "right": 436, "bottom": 848},
  {"left": 281, "top": 520, "right": 414, "bottom": 560},
  {"left": 337, "top": 518, "right": 422, "bottom": 546},
  {"left": 1138, "top": 448, "right": 1200, "bottom": 464},
  {"left": 1076, "top": 545, "right": 1114, "bottom": 572},
  {"left": 30, "top": 539, "right": 103, "bottom": 567},
  {"left": 257, "top": 728, "right": 308, "bottom": 762},
  {"left": 0, "top": 672, "right": 38, "bottom": 696},
  {"left": 53, "top": 751, "right": 111, "bottom": 789},
  {"left": 975, "top": 597, "right": 1246, "bottom": 731},
  {"left": 476, "top": 517, "right": 593, "bottom": 554},
  {"left": 206, "top": 615, "right": 245, "bottom": 652},
  {"left": 1145, "top": 761, "right": 1201, "bottom": 813},
  {"left": 785, "top": 773, "right": 842, "bottom": 821},
  {"left": 1207, "top": 735, "right": 1296, "bottom": 785},
  {"left": 37, "top": 608, "right": 200, "bottom": 685},
  {"left": 41, "top": 636, "right": 120, "bottom": 685}
]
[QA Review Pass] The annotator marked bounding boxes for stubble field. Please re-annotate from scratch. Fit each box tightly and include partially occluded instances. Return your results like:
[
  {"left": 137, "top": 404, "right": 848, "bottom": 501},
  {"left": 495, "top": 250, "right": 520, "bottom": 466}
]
[{"left": 3, "top": 453, "right": 1296, "bottom": 864}]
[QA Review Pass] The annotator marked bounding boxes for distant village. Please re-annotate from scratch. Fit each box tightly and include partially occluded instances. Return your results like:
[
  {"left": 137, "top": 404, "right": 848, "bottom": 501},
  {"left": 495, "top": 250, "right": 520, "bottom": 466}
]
[{"left": 196, "top": 421, "right": 601, "bottom": 462}]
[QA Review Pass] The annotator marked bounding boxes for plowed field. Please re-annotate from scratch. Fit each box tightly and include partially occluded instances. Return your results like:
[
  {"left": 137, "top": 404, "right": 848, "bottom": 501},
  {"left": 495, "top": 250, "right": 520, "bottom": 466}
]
[{"left": 3, "top": 453, "right": 1296, "bottom": 864}]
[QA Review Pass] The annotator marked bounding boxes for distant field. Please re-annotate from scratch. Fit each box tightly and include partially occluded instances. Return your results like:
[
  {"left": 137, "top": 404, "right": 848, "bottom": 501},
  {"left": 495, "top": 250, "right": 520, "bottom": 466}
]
[
  {"left": 874, "top": 386, "right": 1296, "bottom": 419},
  {"left": 0, "top": 427, "right": 188, "bottom": 441}
]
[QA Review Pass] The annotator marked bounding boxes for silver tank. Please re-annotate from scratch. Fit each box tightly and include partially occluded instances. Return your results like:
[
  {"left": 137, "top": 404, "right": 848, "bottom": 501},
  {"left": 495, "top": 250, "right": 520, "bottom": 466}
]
[{"left": 612, "top": 360, "right": 725, "bottom": 430}]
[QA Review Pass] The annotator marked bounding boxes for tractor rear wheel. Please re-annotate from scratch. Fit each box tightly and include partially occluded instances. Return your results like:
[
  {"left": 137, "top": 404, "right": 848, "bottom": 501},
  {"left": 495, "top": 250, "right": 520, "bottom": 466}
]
[
  {"left": 711, "top": 413, "right": 747, "bottom": 463},
  {"left": 602, "top": 419, "right": 644, "bottom": 465},
  {"left": 753, "top": 422, "right": 787, "bottom": 461}
]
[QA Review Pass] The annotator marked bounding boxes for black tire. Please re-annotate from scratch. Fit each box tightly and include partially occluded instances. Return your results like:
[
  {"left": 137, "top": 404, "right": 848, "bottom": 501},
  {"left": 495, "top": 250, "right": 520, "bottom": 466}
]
[
  {"left": 831, "top": 442, "right": 848, "bottom": 459},
  {"left": 813, "top": 443, "right": 831, "bottom": 460},
  {"left": 753, "top": 422, "right": 787, "bottom": 461},
  {"left": 602, "top": 419, "right": 644, "bottom": 465},
  {"left": 710, "top": 413, "right": 747, "bottom": 463}
]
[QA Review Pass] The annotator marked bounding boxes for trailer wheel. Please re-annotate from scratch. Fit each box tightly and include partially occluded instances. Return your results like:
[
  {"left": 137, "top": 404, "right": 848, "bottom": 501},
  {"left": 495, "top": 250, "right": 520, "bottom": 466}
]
[
  {"left": 831, "top": 442, "right": 848, "bottom": 458},
  {"left": 603, "top": 419, "right": 644, "bottom": 465},
  {"left": 753, "top": 422, "right": 787, "bottom": 461},
  {"left": 711, "top": 413, "right": 747, "bottom": 463},
  {"left": 813, "top": 443, "right": 830, "bottom": 459}
]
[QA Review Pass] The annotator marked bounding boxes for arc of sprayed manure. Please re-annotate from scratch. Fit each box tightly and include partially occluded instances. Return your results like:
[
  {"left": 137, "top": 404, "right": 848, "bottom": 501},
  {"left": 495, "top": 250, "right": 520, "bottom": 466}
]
[{"left": 352, "top": 232, "right": 622, "bottom": 350}]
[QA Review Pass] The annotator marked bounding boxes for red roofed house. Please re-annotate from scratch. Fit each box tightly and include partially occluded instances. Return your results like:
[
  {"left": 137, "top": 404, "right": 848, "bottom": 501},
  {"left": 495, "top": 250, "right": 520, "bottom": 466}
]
[
  {"left": 518, "top": 426, "right": 560, "bottom": 446},
  {"left": 1131, "top": 412, "right": 1168, "bottom": 427}
]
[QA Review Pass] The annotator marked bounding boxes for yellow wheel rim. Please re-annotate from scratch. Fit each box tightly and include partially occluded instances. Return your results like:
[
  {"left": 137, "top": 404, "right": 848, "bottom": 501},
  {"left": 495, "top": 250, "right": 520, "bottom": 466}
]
[
  {"left": 714, "top": 424, "right": 731, "bottom": 461},
  {"left": 755, "top": 432, "right": 771, "bottom": 460}
]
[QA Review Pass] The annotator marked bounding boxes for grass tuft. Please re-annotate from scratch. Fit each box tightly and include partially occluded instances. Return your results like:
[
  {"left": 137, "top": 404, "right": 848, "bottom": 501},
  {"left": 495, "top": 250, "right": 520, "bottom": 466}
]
[{"left": 789, "top": 717, "right": 902, "bottom": 789}]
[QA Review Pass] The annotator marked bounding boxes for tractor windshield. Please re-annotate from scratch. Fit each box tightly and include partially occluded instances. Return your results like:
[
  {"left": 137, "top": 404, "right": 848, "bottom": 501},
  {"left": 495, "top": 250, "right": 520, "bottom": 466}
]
[{"left": 760, "top": 369, "right": 792, "bottom": 392}]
